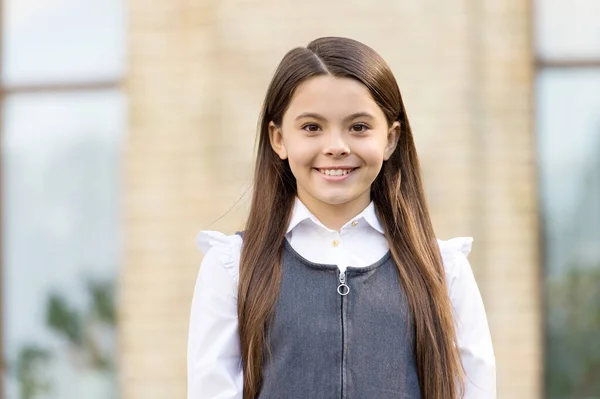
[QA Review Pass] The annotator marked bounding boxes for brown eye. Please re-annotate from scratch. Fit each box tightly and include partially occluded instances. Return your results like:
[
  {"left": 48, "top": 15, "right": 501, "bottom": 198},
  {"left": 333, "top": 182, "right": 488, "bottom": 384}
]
[
  {"left": 351, "top": 123, "right": 369, "bottom": 133},
  {"left": 302, "top": 124, "right": 321, "bottom": 132}
]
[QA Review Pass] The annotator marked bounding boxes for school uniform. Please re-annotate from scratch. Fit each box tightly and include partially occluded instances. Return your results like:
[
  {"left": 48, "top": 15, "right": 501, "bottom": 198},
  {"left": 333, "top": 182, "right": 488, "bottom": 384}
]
[{"left": 188, "top": 197, "right": 496, "bottom": 398}]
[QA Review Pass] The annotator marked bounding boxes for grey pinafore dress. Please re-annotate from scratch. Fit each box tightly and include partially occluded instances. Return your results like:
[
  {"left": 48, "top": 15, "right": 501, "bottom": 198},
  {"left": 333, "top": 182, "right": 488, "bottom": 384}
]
[{"left": 240, "top": 232, "right": 421, "bottom": 399}]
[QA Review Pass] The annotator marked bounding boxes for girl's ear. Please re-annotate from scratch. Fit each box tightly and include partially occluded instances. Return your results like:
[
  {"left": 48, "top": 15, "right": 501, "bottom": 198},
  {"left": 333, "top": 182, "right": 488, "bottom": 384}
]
[
  {"left": 269, "top": 121, "right": 288, "bottom": 160},
  {"left": 383, "top": 121, "right": 401, "bottom": 160}
]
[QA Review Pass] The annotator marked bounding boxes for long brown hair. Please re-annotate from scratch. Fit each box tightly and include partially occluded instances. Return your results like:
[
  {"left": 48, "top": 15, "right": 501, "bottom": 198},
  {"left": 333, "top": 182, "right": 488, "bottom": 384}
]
[{"left": 238, "top": 37, "right": 465, "bottom": 399}]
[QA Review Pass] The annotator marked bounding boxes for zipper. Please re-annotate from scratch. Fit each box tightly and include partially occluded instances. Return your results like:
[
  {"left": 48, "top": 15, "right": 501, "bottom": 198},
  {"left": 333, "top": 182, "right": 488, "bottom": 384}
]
[
  {"left": 338, "top": 269, "right": 348, "bottom": 398},
  {"left": 337, "top": 270, "right": 349, "bottom": 296}
]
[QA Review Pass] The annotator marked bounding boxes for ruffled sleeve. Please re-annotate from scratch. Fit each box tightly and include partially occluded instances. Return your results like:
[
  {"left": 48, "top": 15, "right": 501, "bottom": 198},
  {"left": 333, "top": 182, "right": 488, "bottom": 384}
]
[
  {"left": 438, "top": 236, "right": 473, "bottom": 279},
  {"left": 188, "top": 231, "right": 244, "bottom": 399},
  {"left": 438, "top": 237, "right": 497, "bottom": 398},
  {"left": 196, "top": 230, "right": 243, "bottom": 284}
]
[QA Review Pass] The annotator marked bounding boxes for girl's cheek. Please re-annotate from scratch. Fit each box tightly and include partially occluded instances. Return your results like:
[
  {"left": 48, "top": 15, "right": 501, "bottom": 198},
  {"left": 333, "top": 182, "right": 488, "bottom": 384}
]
[{"left": 355, "top": 140, "right": 382, "bottom": 155}]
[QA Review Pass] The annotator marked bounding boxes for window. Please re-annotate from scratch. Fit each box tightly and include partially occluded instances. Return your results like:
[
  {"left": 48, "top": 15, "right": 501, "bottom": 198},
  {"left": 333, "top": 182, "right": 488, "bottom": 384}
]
[
  {"left": 1, "top": 1, "right": 125, "bottom": 398},
  {"left": 3, "top": 0, "right": 125, "bottom": 85},
  {"left": 536, "top": 0, "right": 600, "bottom": 397}
]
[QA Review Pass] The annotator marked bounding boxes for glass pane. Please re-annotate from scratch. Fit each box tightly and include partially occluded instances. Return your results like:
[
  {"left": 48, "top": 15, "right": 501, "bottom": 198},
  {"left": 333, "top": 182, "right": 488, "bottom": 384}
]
[
  {"left": 2, "top": 91, "right": 125, "bottom": 399},
  {"left": 3, "top": 0, "right": 126, "bottom": 85},
  {"left": 537, "top": 69, "right": 600, "bottom": 397},
  {"left": 536, "top": 0, "right": 600, "bottom": 59}
]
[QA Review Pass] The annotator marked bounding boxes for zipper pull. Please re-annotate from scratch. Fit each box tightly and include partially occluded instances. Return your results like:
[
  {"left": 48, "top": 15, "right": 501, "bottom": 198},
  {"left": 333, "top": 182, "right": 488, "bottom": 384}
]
[{"left": 337, "top": 270, "right": 350, "bottom": 296}]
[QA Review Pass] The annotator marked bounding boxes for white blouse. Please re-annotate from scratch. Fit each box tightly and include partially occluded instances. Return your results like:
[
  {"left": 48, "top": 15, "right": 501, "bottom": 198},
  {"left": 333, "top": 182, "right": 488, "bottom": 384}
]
[{"left": 188, "top": 198, "right": 496, "bottom": 398}]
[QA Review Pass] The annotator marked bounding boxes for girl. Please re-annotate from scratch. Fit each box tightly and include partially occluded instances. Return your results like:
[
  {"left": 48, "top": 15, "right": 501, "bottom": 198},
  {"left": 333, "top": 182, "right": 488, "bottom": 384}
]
[{"left": 188, "top": 37, "right": 496, "bottom": 399}]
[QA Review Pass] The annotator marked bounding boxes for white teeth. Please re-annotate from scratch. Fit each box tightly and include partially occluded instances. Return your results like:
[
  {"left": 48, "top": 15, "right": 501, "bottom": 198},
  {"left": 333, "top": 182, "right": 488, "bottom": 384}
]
[{"left": 318, "top": 169, "right": 354, "bottom": 176}]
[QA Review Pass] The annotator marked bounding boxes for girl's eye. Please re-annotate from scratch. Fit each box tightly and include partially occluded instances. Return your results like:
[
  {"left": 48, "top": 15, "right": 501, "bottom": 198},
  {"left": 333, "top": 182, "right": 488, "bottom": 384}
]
[
  {"left": 351, "top": 123, "right": 369, "bottom": 133},
  {"left": 302, "top": 124, "right": 321, "bottom": 133}
]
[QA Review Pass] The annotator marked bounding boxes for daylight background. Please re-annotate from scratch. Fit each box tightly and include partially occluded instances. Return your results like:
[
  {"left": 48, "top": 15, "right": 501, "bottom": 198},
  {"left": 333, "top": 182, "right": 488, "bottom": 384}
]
[{"left": 0, "top": 1, "right": 599, "bottom": 398}]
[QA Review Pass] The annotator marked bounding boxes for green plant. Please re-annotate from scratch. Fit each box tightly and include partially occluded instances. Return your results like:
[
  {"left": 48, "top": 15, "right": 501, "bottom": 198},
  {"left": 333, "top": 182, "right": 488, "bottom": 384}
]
[
  {"left": 12, "top": 344, "right": 53, "bottom": 399},
  {"left": 546, "top": 266, "right": 600, "bottom": 397},
  {"left": 46, "top": 294, "right": 84, "bottom": 346},
  {"left": 45, "top": 277, "right": 117, "bottom": 371},
  {"left": 87, "top": 278, "right": 117, "bottom": 326},
  {"left": 7, "top": 275, "right": 118, "bottom": 399}
]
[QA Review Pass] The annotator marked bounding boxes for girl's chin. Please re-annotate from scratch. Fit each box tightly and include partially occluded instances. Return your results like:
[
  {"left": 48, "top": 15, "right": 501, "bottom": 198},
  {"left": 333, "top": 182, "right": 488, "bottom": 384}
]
[{"left": 307, "top": 190, "right": 370, "bottom": 207}]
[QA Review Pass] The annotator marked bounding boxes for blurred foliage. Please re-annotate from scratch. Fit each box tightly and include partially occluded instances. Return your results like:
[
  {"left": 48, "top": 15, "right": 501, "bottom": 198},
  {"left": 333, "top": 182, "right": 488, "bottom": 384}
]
[
  {"left": 14, "top": 345, "right": 53, "bottom": 399},
  {"left": 8, "top": 275, "right": 118, "bottom": 399},
  {"left": 546, "top": 266, "right": 600, "bottom": 397},
  {"left": 46, "top": 277, "right": 117, "bottom": 371},
  {"left": 46, "top": 295, "right": 84, "bottom": 346},
  {"left": 87, "top": 278, "right": 117, "bottom": 326}
]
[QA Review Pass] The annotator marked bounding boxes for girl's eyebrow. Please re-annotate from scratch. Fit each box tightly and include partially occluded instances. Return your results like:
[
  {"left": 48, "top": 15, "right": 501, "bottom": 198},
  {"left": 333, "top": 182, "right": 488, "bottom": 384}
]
[
  {"left": 295, "top": 112, "right": 375, "bottom": 122},
  {"left": 295, "top": 112, "right": 325, "bottom": 121}
]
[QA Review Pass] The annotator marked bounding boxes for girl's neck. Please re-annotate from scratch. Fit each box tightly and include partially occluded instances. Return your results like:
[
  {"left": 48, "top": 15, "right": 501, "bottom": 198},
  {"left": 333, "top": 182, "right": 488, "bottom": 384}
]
[{"left": 297, "top": 192, "right": 371, "bottom": 231}]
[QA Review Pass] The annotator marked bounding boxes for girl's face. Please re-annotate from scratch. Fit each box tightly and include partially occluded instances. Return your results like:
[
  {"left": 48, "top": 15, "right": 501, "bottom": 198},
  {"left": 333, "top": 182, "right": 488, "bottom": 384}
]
[{"left": 269, "top": 75, "right": 400, "bottom": 213}]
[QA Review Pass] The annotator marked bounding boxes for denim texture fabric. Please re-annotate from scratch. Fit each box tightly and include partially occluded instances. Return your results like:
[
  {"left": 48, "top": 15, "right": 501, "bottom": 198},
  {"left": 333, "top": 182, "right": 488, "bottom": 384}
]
[{"left": 253, "top": 238, "right": 421, "bottom": 399}]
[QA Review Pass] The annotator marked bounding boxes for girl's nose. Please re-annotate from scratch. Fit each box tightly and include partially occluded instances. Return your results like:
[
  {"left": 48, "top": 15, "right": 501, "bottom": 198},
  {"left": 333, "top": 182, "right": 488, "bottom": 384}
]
[{"left": 323, "top": 132, "right": 350, "bottom": 157}]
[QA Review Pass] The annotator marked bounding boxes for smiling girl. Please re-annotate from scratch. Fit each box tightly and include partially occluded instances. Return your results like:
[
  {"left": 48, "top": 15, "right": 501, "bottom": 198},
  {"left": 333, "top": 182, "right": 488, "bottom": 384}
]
[{"left": 188, "top": 37, "right": 496, "bottom": 399}]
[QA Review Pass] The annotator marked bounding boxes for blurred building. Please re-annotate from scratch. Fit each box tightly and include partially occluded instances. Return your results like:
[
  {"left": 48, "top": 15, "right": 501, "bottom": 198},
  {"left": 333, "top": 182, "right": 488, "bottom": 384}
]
[{"left": 0, "top": 1, "right": 599, "bottom": 399}]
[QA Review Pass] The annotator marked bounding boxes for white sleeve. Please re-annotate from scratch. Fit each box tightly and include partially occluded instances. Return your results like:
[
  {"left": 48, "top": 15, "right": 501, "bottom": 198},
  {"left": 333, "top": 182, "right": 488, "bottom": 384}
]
[
  {"left": 439, "top": 237, "right": 497, "bottom": 399},
  {"left": 187, "top": 231, "right": 244, "bottom": 399}
]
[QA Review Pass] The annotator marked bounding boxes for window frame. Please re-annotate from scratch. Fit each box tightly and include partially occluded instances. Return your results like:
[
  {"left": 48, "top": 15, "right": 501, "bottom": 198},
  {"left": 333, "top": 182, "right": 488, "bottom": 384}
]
[
  {"left": 533, "top": 0, "right": 600, "bottom": 397},
  {"left": 0, "top": 1, "right": 123, "bottom": 397}
]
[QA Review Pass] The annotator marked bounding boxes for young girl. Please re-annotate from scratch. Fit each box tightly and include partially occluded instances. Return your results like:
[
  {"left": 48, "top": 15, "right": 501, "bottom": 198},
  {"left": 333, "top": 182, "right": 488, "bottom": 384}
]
[{"left": 188, "top": 37, "right": 496, "bottom": 399}]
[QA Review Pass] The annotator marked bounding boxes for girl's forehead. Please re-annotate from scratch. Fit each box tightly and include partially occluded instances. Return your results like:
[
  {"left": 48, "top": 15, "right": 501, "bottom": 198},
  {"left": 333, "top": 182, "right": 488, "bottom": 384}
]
[{"left": 284, "top": 75, "right": 382, "bottom": 120}]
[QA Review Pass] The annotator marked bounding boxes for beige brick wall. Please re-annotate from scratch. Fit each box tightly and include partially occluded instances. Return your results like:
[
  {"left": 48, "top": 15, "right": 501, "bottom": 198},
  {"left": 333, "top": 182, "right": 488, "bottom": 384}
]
[
  {"left": 121, "top": 1, "right": 220, "bottom": 398},
  {"left": 470, "top": 2, "right": 542, "bottom": 397},
  {"left": 122, "top": 0, "right": 540, "bottom": 397}
]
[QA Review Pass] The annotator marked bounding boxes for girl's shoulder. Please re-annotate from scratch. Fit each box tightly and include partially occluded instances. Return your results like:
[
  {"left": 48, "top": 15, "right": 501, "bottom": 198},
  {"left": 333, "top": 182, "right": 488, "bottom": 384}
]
[
  {"left": 196, "top": 230, "right": 243, "bottom": 284},
  {"left": 436, "top": 236, "right": 474, "bottom": 281}
]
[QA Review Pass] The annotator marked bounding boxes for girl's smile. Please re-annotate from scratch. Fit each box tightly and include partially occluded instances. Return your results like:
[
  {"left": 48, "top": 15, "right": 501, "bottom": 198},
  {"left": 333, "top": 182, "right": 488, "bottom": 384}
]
[{"left": 314, "top": 166, "right": 359, "bottom": 181}]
